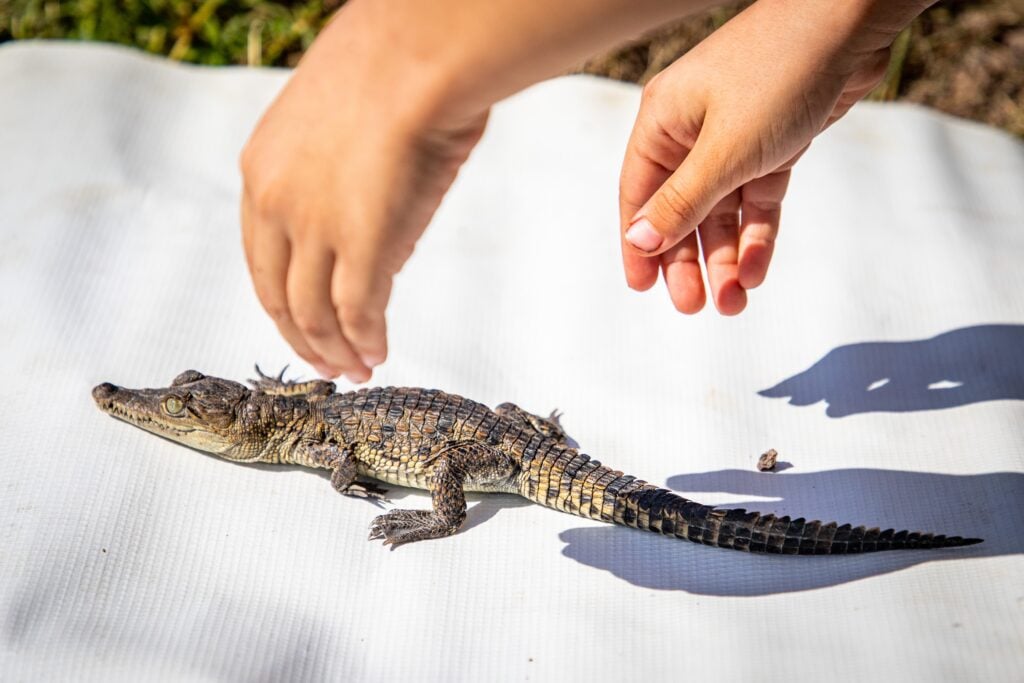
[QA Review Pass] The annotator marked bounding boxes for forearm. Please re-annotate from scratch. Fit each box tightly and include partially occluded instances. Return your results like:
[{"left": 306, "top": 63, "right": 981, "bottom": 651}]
[{"left": 330, "top": 0, "right": 721, "bottom": 121}]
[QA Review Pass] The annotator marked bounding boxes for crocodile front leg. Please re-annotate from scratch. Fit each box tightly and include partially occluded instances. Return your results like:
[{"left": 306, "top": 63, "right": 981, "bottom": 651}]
[{"left": 309, "top": 443, "right": 389, "bottom": 501}]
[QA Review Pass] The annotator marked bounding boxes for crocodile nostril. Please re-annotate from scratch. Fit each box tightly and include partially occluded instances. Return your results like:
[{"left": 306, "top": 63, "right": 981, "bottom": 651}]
[{"left": 92, "top": 383, "right": 118, "bottom": 401}]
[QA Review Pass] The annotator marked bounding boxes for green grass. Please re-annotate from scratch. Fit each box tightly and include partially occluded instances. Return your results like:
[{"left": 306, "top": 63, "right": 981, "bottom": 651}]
[{"left": 0, "top": 0, "right": 337, "bottom": 65}]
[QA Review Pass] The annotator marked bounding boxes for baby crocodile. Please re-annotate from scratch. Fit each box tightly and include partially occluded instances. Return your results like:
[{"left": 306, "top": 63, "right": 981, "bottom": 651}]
[{"left": 92, "top": 368, "right": 982, "bottom": 554}]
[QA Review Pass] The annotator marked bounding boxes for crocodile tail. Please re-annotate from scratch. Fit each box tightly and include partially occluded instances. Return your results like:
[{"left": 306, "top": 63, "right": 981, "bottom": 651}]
[
  {"left": 650, "top": 498, "right": 984, "bottom": 554},
  {"left": 522, "top": 454, "right": 983, "bottom": 554}
]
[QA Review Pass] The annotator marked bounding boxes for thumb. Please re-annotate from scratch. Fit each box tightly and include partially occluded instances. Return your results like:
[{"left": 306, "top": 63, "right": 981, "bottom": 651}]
[{"left": 624, "top": 131, "right": 746, "bottom": 256}]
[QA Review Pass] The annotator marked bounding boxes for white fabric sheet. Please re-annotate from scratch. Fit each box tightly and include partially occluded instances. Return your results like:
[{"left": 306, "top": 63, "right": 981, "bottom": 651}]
[{"left": 1, "top": 42, "right": 1022, "bottom": 681}]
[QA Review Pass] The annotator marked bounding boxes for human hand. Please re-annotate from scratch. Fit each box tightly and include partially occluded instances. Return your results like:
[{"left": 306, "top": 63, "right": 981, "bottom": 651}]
[
  {"left": 240, "top": 0, "right": 737, "bottom": 381},
  {"left": 240, "top": 4, "right": 488, "bottom": 382},
  {"left": 618, "top": 0, "right": 919, "bottom": 314}
]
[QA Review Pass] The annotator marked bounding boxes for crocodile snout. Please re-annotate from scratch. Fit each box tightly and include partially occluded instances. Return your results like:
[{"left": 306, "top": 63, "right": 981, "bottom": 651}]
[{"left": 92, "top": 382, "right": 119, "bottom": 403}]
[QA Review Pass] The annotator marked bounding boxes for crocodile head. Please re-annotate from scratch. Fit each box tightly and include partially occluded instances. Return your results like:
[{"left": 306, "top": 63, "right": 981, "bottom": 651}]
[{"left": 93, "top": 370, "right": 277, "bottom": 462}]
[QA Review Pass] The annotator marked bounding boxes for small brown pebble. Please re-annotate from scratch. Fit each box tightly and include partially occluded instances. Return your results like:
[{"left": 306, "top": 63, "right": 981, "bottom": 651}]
[{"left": 757, "top": 449, "right": 779, "bottom": 472}]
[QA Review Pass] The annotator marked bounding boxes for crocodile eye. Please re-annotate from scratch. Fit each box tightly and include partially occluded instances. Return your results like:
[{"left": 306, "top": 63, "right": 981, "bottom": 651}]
[{"left": 164, "top": 396, "right": 185, "bottom": 415}]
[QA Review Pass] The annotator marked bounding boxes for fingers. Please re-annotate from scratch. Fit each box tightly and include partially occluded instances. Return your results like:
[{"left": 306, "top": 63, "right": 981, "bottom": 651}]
[
  {"left": 659, "top": 232, "right": 705, "bottom": 314},
  {"left": 243, "top": 189, "right": 331, "bottom": 371},
  {"left": 619, "top": 113, "right": 681, "bottom": 292},
  {"left": 697, "top": 190, "right": 746, "bottom": 315},
  {"left": 624, "top": 129, "right": 742, "bottom": 262},
  {"left": 243, "top": 211, "right": 386, "bottom": 383},
  {"left": 738, "top": 170, "right": 789, "bottom": 290},
  {"left": 331, "top": 257, "right": 390, "bottom": 371},
  {"left": 243, "top": 184, "right": 384, "bottom": 383},
  {"left": 660, "top": 175, "right": 787, "bottom": 316},
  {"left": 286, "top": 246, "right": 371, "bottom": 382}
]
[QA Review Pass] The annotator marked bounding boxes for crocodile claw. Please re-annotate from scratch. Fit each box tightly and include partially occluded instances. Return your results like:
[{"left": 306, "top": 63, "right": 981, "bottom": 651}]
[
  {"left": 367, "top": 510, "right": 439, "bottom": 547},
  {"left": 344, "top": 481, "right": 391, "bottom": 503},
  {"left": 249, "top": 364, "right": 291, "bottom": 390}
]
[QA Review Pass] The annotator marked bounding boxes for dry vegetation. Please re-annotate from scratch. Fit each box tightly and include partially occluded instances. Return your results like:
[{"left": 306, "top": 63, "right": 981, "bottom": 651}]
[{"left": 578, "top": 0, "right": 1024, "bottom": 137}]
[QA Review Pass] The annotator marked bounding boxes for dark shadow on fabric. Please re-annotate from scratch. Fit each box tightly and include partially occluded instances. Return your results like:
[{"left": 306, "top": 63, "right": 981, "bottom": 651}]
[
  {"left": 252, "top": 460, "right": 529, "bottom": 533},
  {"left": 759, "top": 324, "right": 1024, "bottom": 417},
  {"left": 559, "top": 468, "right": 1022, "bottom": 596},
  {"left": 247, "top": 462, "right": 420, "bottom": 503},
  {"left": 461, "top": 493, "right": 533, "bottom": 534}
]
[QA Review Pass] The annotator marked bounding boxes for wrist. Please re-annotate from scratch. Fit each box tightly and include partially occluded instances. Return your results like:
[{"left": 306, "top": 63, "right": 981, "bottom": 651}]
[
  {"left": 309, "top": 1, "right": 477, "bottom": 130},
  {"left": 827, "top": 0, "right": 936, "bottom": 53},
  {"left": 750, "top": 0, "right": 932, "bottom": 73}
]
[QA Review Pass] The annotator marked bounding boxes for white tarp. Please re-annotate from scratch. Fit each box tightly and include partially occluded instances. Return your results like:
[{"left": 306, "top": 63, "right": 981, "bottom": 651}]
[{"left": 1, "top": 42, "right": 1022, "bottom": 681}]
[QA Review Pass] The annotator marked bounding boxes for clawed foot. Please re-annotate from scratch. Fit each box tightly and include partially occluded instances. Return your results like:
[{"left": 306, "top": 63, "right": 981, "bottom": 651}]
[
  {"left": 342, "top": 480, "right": 391, "bottom": 504},
  {"left": 496, "top": 402, "right": 570, "bottom": 443},
  {"left": 248, "top": 364, "right": 335, "bottom": 398},
  {"left": 248, "top": 364, "right": 291, "bottom": 391},
  {"left": 368, "top": 510, "right": 451, "bottom": 547}
]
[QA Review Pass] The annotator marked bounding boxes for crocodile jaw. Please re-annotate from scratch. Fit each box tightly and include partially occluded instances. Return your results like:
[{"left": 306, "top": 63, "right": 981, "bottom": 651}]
[{"left": 92, "top": 382, "right": 233, "bottom": 454}]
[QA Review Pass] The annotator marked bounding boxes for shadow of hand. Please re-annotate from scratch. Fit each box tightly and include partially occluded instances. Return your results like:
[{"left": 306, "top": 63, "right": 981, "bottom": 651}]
[{"left": 759, "top": 324, "right": 1024, "bottom": 417}]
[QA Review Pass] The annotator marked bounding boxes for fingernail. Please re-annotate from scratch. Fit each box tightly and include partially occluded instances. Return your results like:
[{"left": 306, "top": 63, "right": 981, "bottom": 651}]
[{"left": 625, "top": 217, "right": 664, "bottom": 253}]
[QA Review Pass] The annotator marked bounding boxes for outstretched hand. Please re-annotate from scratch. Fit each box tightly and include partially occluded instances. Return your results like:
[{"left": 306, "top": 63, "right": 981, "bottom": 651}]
[
  {"left": 240, "top": 0, "right": 933, "bottom": 380},
  {"left": 240, "top": 5, "right": 487, "bottom": 382},
  {"left": 619, "top": 0, "right": 900, "bottom": 315}
]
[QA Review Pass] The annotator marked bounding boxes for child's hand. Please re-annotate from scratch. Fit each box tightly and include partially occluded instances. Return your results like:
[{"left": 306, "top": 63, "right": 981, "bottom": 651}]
[
  {"left": 240, "top": 0, "right": 932, "bottom": 379},
  {"left": 618, "top": 0, "right": 907, "bottom": 315},
  {"left": 240, "top": 5, "right": 487, "bottom": 382}
]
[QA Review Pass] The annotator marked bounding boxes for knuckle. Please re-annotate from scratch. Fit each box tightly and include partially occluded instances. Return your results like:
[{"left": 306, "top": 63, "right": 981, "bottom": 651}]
[
  {"left": 654, "top": 183, "right": 702, "bottom": 229},
  {"left": 244, "top": 177, "right": 282, "bottom": 219},
  {"left": 293, "top": 312, "right": 333, "bottom": 339},
  {"left": 255, "top": 287, "right": 291, "bottom": 324},
  {"left": 701, "top": 211, "right": 740, "bottom": 232},
  {"left": 240, "top": 161, "right": 287, "bottom": 221},
  {"left": 743, "top": 224, "right": 778, "bottom": 245},
  {"left": 640, "top": 75, "right": 662, "bottom": 105},
  {"left": 336, "top": 304, "right": 376, "bottom": 334},
  {"left": 263, "top": 303, "right": 292, "bottom": 325},
  {"left": 745, "top": 197, "right": 782, "bottom": 213}
]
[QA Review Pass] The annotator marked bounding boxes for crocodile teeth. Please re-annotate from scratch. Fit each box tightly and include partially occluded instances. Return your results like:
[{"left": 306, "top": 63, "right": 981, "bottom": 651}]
[{"left": 104, "top": 402, "right": 194, "bottom": 436}]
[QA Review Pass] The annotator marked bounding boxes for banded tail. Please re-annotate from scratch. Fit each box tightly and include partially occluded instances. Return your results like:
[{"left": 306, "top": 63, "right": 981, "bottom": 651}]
[{"left": 520, "top": 451, "right": 982, "bottom": 555}]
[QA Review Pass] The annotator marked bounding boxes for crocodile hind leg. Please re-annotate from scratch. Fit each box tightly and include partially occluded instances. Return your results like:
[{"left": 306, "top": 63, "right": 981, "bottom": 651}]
[
  {"left": 368, "top": 459, "right": 467, "bottom": 546},
  {"left": 495, "top": 402, "right": 570, "bottom": 444},
  {"left": 247, "top": 364, "right": 336, "bottom": 400},
  {"left": 368, "top": 443, "right": 510, "bottom": 546}
]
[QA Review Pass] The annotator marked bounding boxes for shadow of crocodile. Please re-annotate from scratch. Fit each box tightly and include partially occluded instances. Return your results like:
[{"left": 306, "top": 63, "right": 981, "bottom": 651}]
[
  {"left": 758, "top": 324, "right": 1024, "bottom": 417},
  {"left": 248, "top": 462, "right": 532, "bottom": 535},
  {"left": 559, "top": 468, "right": 1022, "bottom": 596}
]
